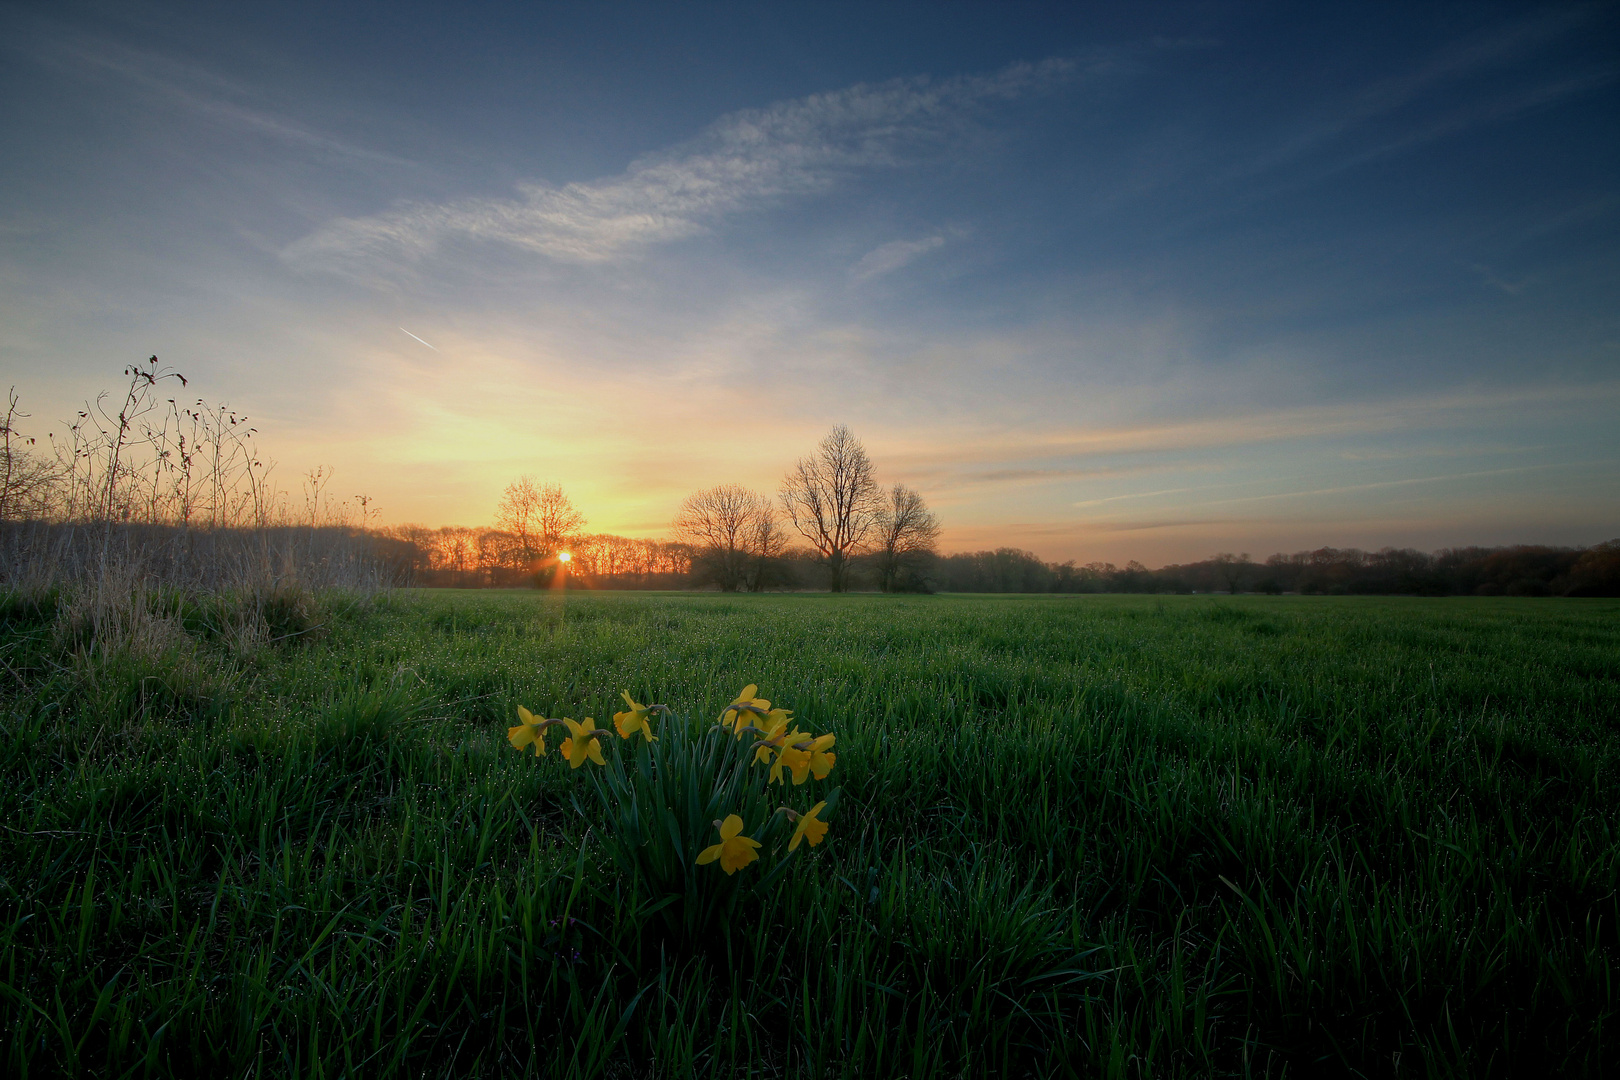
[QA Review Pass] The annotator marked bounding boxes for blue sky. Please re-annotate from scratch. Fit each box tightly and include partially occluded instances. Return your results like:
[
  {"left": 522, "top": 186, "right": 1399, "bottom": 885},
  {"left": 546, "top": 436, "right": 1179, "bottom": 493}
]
[{"left": 2, "top": 1, "right": 1616, "bottom": 562}]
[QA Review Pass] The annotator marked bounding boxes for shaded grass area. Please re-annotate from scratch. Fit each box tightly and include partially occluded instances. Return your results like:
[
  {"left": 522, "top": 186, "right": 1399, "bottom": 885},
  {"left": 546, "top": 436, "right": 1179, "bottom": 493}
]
[{"left": 2, "top": 590, "right": 1617, "bottom": 1077}]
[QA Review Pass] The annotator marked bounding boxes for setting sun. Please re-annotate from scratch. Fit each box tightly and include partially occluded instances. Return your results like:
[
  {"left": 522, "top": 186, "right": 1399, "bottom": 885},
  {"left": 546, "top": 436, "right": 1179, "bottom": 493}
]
[{"left": 557, "top": 551, "right": 572, "bottom": 563}]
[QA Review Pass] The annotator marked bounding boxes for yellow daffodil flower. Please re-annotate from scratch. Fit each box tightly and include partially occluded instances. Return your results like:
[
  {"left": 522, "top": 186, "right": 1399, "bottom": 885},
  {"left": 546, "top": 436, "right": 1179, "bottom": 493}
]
[
  {"left": 770, "top": 729, "right": 814, "bottom": 785},
  {"left": 696, "top": 814, "right": 762, "bottom": 874},
  {"left": 721, "top": 684, "right": 772, "bottom": 734},
  {"left": 508, "top": 705, "right": 549, "bottom": 756},
  {"left": 806, "top": 734, "right": 836, "bottom": 780},
  {"left": 558, "top": 717, "right": 607, "bottom": 769},
  {"left": 751, "top": 716, "right": 791, "bottom": 764},
  {"left": 613, "top": 691, "right": 658, "bottom": 742},
  {"left": 788, "top": 801, "right": 829, "bottom": 851}
]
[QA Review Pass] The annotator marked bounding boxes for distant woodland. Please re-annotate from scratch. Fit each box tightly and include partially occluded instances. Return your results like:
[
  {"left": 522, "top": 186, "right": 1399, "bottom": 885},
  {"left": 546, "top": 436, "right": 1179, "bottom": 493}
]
[{"left": 362, "top": 529, "right": 1620, "bottom": 597}]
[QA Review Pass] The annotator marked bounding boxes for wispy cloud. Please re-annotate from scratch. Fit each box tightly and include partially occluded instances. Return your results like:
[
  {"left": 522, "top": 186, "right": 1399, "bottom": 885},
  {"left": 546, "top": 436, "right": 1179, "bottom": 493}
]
[
  {"left": 25, "top": 22, "right": 409, "bottom": 167},
  {"left": 851, "top": 235, "right": 946, "bottom": 281},
  {"left": 285, "top": 58, "right": 1086, "bottom": 275},
  {"left": 1231, "top": 9, "right": 1604, "bottom": 181},
  {"left": 1072, "top": 486, "right": 1198, "bottom": 508},
  {"left": 1321, "top": 69, "right": 1615, "bottom": 178},
  {"left": 1469, "top": 263, "right": 1528, "bottom": 295},
  {"left": 882, "top": 380, "right": 1620, "bottom": 496},
  {"left": 1185, "top": 461, "right": 1612, "bottom": 509}
]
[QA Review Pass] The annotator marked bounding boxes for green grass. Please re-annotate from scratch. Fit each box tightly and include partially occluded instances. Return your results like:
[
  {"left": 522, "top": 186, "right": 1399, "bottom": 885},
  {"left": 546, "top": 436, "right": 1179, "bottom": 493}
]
[{"left": 2, "top": 590, "right": 1617, "bottom": 1077}]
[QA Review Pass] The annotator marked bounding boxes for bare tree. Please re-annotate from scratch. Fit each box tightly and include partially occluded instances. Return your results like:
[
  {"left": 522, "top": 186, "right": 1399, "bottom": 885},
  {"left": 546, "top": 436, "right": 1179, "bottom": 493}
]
[
  {"left": 1211, "top": 552, "right": 1253, "bottom": 594},
  {"left": 496, "top": 477, "right": 585, "bottom": 562},
  {"left": 0, "top": 389, "right": 62, "bottom": 521},
  {"left": 780, "top": 424, "right": 881, "bottom": 592},
  {"left": 872, "top": 483, "right": 941, "bottom": 592},
  {"left": 744, "top": 511, "right": 790, "bottom": 592},
  {"left": 535, "top": 482, "right": 586, "bottom": 555},
  {"left": 495, "top": 477, "right": 542, "bottom": 560},
  {"left": 674, "top": 484, "right": 773, "bottom": 592}
]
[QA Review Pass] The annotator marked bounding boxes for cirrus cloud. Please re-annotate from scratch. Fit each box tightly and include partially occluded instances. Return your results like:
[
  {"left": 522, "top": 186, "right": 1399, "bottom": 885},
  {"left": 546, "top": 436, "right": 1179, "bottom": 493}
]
[
  {"left": 851, "top": 235, "right": 947, "bottom": 281},
  {"left": 283, "top": 57, "right": 1090, "bottom": 277}
]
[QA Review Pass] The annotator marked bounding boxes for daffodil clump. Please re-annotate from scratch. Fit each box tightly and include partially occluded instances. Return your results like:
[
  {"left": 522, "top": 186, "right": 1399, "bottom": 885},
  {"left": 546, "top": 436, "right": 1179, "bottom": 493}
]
[{"left": 507, "top": 683, "right": 839, "bottom": 932}]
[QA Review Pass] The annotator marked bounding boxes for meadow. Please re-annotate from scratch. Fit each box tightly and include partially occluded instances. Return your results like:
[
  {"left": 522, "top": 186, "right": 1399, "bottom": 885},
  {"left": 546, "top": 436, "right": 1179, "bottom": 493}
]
[{"left": 1, "top": 589, "right": 1616, "bottom": 1077}]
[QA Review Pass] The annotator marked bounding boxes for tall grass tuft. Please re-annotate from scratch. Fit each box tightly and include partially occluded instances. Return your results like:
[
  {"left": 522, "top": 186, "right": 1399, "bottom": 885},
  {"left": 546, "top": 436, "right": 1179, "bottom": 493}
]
[{"left": 1, "top": 360, "right": 408, "bottom": 671}]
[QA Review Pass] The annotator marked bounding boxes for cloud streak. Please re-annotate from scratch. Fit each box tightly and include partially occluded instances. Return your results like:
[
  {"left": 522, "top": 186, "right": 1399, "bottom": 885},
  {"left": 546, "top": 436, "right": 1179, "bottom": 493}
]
[
  {"left": 285, "top": 58, "right": 1083, "bottom": 275},
  {"left": 1233, "top": 9, "right": 1597, "bottom": 180},
  {"left": 852, "top": 235, "right": 946, "bottom": 281},
  {"left": 25, "top": 21, "right": 410, "bottom": 167},
  {"left": 398, "top": 327, "right": 439, "bottom": 351}
]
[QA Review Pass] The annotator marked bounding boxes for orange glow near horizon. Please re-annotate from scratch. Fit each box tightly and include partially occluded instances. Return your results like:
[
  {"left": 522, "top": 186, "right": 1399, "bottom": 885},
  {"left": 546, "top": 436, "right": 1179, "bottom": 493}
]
[{"left": 558, "top": 551, "right": 572, "bottom": 563}]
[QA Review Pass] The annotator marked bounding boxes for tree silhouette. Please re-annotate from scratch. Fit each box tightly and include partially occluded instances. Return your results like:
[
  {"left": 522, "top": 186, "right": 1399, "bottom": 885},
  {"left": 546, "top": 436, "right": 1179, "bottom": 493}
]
[{"left": 780, "top": 425, "right": 881, "bottom": 592}]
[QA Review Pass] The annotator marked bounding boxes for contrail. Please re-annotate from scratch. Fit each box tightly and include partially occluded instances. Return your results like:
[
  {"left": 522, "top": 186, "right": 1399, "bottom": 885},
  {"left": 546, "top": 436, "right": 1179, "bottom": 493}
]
[{"left": 399, "top": 327, "right": 439, "bottom": 351}]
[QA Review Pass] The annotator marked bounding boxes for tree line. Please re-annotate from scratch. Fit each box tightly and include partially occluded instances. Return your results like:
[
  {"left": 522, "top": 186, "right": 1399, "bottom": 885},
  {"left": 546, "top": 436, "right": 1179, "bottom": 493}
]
[{"left": 935, "top": 544, "right": 1620, "bottom": 597}]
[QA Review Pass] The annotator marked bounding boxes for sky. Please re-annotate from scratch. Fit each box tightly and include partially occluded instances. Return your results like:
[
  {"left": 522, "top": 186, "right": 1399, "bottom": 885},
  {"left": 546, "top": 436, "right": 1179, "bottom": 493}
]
[{"left": 2, "top": 0, "right": 1617, "bottom": 565}]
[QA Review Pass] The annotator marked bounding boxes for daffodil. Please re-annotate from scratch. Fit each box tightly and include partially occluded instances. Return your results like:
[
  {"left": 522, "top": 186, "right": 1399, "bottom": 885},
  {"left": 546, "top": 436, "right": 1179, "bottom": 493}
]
[
  {"left": 751, "top": 715, "right": 791, "bottom": 764},
  {"left": 720, "top": 684, "right": 773, "bottom": 734},
  {"left": 769, "top": 729, "right": 814, "bottom": 785},
  {"left": 788, "top": 801, "right": 829, "bottom": 851},
  {"left": 806, "top": 734, "right": 836, "bottom": 781},
  {"left": 558, "top": 717, "right": 607, "bottom": 769},
  {"left": 613, "top": 691, "right": 658, "bottom": 742},
  {"left": 508, "top": 705, "right": 549, "bottom": 756},
  {"left": 696, "top": 814, "right": 762, "bottom": 874}
]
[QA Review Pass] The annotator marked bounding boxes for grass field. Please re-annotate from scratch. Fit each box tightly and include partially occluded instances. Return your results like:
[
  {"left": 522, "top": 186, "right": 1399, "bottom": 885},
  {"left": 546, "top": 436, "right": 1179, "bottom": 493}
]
[{"left": 2, "top": 589, "right": 1617, "bottom": 1077}]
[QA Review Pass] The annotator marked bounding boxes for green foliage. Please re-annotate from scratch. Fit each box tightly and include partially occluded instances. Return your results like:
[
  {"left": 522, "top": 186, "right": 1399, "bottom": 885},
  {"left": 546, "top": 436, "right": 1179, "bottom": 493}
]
[{"left": 0, "top": 591, "right": 1617, "bottom": 1077}]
